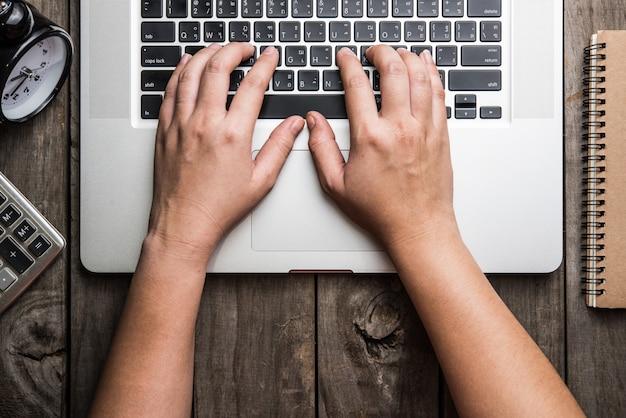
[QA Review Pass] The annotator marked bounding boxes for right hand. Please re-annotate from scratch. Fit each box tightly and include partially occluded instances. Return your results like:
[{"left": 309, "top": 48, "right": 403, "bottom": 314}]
[{"left": 307, "top": 45, "right": 457, "bottom": 249}]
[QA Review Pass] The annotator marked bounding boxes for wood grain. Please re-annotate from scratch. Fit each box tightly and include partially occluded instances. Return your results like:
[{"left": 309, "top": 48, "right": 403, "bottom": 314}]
[
  {"left": 1, "top": 0, "right": 626, "bottom": 416},
  {"left": 193, "top": 275, "right": 316, "bottom": 417},
  {"left": 0, "top": 0, "right": 70, "bottom": 416},
  {"left": 317, "top": 274, "right": 439, "bottom": 417}
]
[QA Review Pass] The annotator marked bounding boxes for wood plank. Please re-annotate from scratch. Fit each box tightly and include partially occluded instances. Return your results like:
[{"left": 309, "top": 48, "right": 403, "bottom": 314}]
[
  {"left": 565, "top": 0, "right": 626, "bottom": 416},
  {"left": 66, "top": 0, "right": 135, "bottom": 415},
  {"left": 0, "top": 0, "right": 70, "bottom": 415},
  {"left": 317, "top": 274, "right": 439, "bottom": 416},
  {"left": 193, "top": 275, "right": 316, "bottom": 416}
]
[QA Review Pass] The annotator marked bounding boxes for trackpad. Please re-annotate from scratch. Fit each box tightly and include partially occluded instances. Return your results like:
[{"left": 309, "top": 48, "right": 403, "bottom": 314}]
[{"left": 251, "top": 150, "right": 381, "bottom": 251}]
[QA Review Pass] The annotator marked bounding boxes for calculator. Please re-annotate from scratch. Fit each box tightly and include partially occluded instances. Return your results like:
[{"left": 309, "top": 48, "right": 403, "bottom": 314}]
[{"left": 0, "top": 171, "right": 65, "bottom": 314}]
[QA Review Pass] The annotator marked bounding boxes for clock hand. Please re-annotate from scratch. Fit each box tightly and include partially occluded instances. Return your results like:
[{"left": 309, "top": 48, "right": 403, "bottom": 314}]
[
  {"left": 9, "top": 72, "right": 27, "bottom": 82},
  {"left": 9, "top": 75, "right": 27, "bottom": 96},
  {"left": 9, "top": 66, "right": 33, "bottom": 82}
]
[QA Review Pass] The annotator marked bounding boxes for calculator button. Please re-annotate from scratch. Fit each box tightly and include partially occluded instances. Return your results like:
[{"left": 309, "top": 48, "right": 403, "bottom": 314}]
[
  {"left": 0, "top": 237, "right": 34, "bottom": 273},
  {"left": 28, "top": 235, "right": 52, "bottom": 257},
  {"left": 14, "top": 219, "right": 36, "bottom": 242},
  {"left": 0, "top": 204, "right": 22, "bottom": 227},
  {"left": 0, "top": 191, "right": 5, "bottom": 205},
  {"left": 0, "top": 267, "right": 17, "bottom": 291}
]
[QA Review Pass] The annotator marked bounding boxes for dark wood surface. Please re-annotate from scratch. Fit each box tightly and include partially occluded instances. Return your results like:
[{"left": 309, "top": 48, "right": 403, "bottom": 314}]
[{"left": 0, "top": 0, "right": 625, "bottom": 416}]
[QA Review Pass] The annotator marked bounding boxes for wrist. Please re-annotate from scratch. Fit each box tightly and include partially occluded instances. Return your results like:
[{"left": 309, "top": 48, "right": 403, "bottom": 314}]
[
  {"left": 140, "top": 229, "right": 218, "bottom": 273},
  {"left": 385, "top": 217, "right": 466, "bottom": 277}
]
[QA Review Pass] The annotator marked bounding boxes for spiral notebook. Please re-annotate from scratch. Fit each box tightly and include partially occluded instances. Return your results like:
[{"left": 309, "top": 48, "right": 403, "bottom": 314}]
[{"left": 582, "top": 30, "right": 626, "bottom": 308}]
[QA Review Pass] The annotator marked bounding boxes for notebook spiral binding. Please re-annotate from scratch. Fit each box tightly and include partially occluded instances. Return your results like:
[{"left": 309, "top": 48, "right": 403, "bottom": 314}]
[{"left": 582, "top": 42, "right": 607, "bottom": 302}]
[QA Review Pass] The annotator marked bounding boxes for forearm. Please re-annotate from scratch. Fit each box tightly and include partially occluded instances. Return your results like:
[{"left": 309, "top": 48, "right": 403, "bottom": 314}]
[
  {"left": 89, "top": 234, "right": 210, "bottom": 418},
  {"left": 387, "top": 226, "right": 584, "bottom": 417}
]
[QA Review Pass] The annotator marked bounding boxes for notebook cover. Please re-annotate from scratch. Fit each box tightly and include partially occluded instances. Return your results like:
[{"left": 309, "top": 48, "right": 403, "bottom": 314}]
[{"left": 583, "top": 30, "right": 626, "bottom": 308}]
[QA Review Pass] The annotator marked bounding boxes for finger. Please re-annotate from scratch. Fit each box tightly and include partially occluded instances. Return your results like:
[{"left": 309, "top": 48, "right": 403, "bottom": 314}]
[
  {"left": 306, "top": 111, "right": 346, "bottom": 198},
  {"left": 336, "top": 48, "right": 378, "bottom": 127},
  {"left": 420, "top": 50, "right": 448, "bottom": 127},
  {"left": 196, "top": 42, "right": 255, "bottom": 114},
  {"left": 228, "top": 46, "right": 279, "bottom": 127},
  {"left": 252, "top": 115, "right": 305, "bottom": 194},
  {"left": 397, "top": 47, "right": 433, "bottom": 122},
  {"left": 366, "top": 45, "right": 411, "bottom": 118},
  {"left": 171, "top": 44, "right": 221, "bottom": 121},
  {"left": 158, "top": 53, "right": 192, "bottom": 130}
]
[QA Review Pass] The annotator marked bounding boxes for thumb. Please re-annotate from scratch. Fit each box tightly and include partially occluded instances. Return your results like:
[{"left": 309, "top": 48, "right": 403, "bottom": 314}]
[
  {"left": 253, "top": 115, "right": 304, "bottom": 191},
  {"left": 306, "top": 111, "right": 345, "bottom": 198}
]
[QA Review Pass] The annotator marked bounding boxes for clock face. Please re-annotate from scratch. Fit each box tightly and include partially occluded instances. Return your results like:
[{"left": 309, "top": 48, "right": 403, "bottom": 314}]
[{"left": 1, "top": 35, "right": 69, "bottom": 122}]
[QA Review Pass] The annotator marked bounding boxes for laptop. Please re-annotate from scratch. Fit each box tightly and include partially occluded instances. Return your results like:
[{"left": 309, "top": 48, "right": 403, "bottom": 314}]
[{"left": 80, "top": 0, "right": 563, "bottom": 273}]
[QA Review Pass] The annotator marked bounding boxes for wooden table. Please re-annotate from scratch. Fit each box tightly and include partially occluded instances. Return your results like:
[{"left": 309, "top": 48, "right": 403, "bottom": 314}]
[{"left": 1, "top": 0, "right": 625, "bottom": 416}]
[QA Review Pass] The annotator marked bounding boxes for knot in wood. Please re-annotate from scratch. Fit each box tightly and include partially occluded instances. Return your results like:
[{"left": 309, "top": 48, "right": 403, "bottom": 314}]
[{"left": 361, "top": 291, "right": 404, "bottom": 339}]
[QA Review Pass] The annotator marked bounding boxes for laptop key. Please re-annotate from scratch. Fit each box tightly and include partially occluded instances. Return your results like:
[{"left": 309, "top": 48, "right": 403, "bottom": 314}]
[
  {"left": 318, "top": 0, "right": 338, "bottom": 17},
  {"left": 141, "top": 46, "right": 181, "bottom": 67},
  {"left": 217, "top": 0, "right": 238, "bottom": 17},
  {"left": 285, "top": 46, "right": 307, "bottom": 66},
  {"left": 267, "top": 0, "right": 288, "bottom": 17},
  {"left": 417, "top": 0, "right": 438, "bottom": 17},
  {"left": 141, "top": 22, "right": 175, "bottom": 42},
  {"left": 480, "top": 21, "right": 501, "bottom": 42},
  {"left": 343, "top": 0, "right": 364, "bottom": 17},
  {"left": 192, "top": 1, "right": 212, "bottom": 17},
  {"left": 204, "top": 22, "right": 226, "bottom": 42},
  {"left": 329, "top": 22, "right": 351, "bottom": 41},
  {"left": 167, "top": 0, "right": 188, "bottom": 17},
  {"left": 480, "top": 106, "right": 501, "bottom": 119},
  {"left": 448, "top": 69, "right": 501, "bottom": 91},
  {"left": 391, "top": 0, "right": 413, "bottom": 16},
  {"left": 273, "top": 70, "right": 295, "bottom": 91},
  {"left": 226, "top": 94, "right": 347, "bottom": 118},
  {"left": 443, "top": 0, "right": 463, "bottom": 17},
  {"left": 255, "top": 22, "right": 276, "bottom": 42},
  {"left": 141, "top": 95, "right": 163, "bottom": 119},
  {"left": 142, "top": 0, "right": 163, "bottom": 18},
  {"left": 242, "top": 0, "right": 263, "bottom": 17},
  {"left": 368, "top": 0, "right": 388, "bottom": 17},
  {"left": 311, "top": 46, "right": 333, "bottom": 66},
  {"left": 467, "top": 0, "right": 501, "bottom": 17},
  {"left": 292, "top": 0, "right": 313, "bottom": 17},
  {"left": 461, "top": 45, "right": 501, "bottom": 66},
  {"left": 229, "top": 22, "right": 251, "bottom": 41},
  {"left": 298, "top": 70, "right": 320, "bottom": 91},
  {"left": 322, "top": 70, "right": 343, "bottom": 91}
]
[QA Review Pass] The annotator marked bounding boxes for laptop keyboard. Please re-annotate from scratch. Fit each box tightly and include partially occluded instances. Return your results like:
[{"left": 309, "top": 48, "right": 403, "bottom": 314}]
[{"left": 139, "top": 0, "right": 504, "bottom": 120}]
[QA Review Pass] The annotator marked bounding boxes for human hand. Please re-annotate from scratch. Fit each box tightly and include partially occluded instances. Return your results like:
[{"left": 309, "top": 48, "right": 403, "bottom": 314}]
[
  {"left": 307, "top": 46, "right": 456, "bottom": 250},
  {"left": 149, "top": 43, "right": 305, "bottom": 266}
]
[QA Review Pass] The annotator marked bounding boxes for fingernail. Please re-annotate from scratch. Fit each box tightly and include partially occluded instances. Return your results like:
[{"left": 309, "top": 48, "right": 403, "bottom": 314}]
[
  {"left": 397, "top": 47, "right": 408, "bottom": 54},
  {"left": 338, "top": 47, "right": 356, "bottom": 57},
  {"left": 291, "top": 116, "right": 306, "bottom": 134},
  {"left": 420, "top": 49, "right": 433, "bottom": 64},
  {"left": 262, "top": 46, "right": 276, "bottom": 55},
  {"left": 306, "top": 112, "right": 316, "bottom": 129},
  {"left": 180, "top": 53, "right": 191, "bottom": 65}
]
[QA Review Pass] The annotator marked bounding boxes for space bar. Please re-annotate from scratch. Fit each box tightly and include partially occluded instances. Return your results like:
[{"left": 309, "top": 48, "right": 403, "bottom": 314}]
[{"left": 227, "top": 94, "right": 347, "bottom": 119}]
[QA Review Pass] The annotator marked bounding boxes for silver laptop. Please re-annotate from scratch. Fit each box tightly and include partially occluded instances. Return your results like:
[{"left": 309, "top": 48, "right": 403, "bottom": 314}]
[{"left": 80, "top": 0, "right": 563, "bottom": 273}]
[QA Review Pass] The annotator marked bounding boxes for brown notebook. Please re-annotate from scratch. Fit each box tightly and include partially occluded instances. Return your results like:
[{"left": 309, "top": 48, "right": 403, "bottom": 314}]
[{"left": 582, "top": 30, "right": 626, "bottom": 308}]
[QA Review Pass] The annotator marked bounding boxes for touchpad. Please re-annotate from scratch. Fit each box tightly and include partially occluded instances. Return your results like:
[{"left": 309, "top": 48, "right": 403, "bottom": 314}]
[{"left": 251, "top": 150, "right": 381, "bottom": 251}]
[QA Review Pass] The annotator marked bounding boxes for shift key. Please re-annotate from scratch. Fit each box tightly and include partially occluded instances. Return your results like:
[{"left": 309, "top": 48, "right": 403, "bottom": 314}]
[
  {"left": 141, "top": 46, "right": 181, "bottom": 67},
  {"left": 448, "top": 70, "right": 501, "bottom": 91}
]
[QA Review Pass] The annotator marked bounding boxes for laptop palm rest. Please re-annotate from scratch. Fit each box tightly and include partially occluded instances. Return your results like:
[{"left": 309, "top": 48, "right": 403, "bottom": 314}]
[{"left": 251, "top": 150, "right": 380, "bottom": 251}]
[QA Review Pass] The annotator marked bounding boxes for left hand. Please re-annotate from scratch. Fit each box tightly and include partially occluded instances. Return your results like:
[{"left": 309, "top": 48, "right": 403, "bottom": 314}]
[{"left": 149, "top": 43, "right": 305, "bottom": 266}]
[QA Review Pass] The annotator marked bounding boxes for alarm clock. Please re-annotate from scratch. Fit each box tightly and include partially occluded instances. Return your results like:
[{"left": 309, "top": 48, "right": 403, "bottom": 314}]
[{"left": 0, "top": 0, "right": 73, "bottom": 124}]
